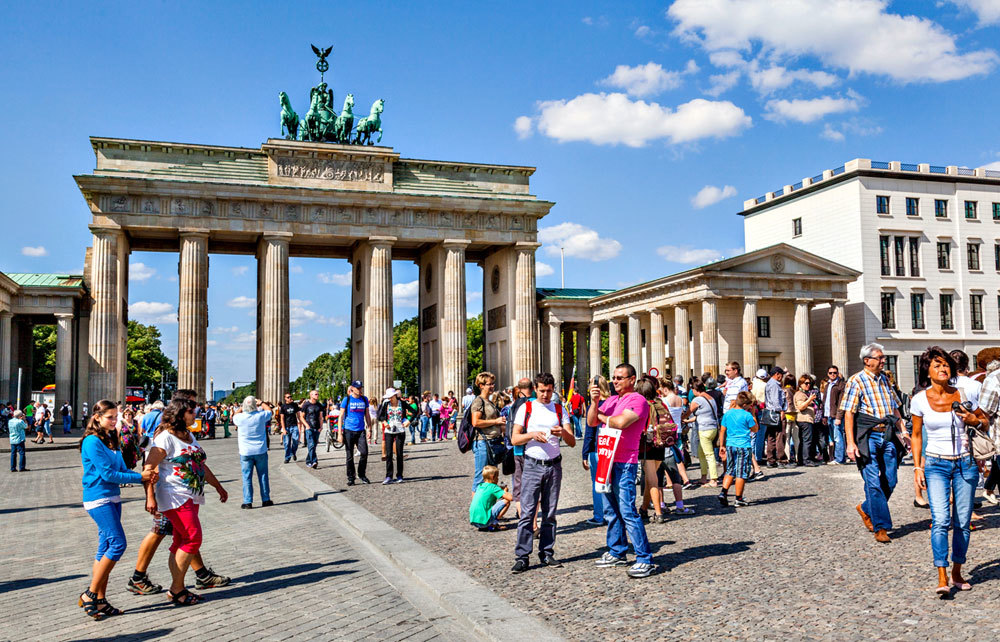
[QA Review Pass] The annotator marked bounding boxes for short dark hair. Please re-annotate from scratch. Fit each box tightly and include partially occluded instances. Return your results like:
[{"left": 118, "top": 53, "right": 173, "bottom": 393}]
[
  {"left": 534, "top": 372, "right": 555, "bottom": 387},
  {"left": 614, "top": 363, "right": 636, "bottom": 378},
  {"left": 635, "top": 378, "right": 657, "bottom": 400},
  {"left": 919, "top": 346, "right": 958, "bottom": 389},
  {"left": 174, "top": 389, "right": 197, "bottom": 401},
  {"left": 949, "top": 349, "right": 970, "bottom": 374},
  {"left": 692, "top": 380, "right": 706, "bottom": 393}
]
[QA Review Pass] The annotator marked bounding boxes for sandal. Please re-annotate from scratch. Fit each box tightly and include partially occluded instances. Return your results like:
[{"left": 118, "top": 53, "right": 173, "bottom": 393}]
[
  {"left": 167, "top": 588, "right": 203, "bottom": 606},
  {"left": 94, "top": 598, "right": 124, "bottom": 618},
  {"left": 79, "top": 590, "right": 102, "bottom": 619}
]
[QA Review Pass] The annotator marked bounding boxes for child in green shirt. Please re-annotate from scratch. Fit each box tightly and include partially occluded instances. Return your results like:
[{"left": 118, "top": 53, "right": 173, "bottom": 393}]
[{"left": 469, "top": 465, "right": 511, "bottom": 531}]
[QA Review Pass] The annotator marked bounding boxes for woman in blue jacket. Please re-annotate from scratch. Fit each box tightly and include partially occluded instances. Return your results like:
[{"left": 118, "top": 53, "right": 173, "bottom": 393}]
[{"left": 79, "top": 399, "right": 156, "bottom": 620}]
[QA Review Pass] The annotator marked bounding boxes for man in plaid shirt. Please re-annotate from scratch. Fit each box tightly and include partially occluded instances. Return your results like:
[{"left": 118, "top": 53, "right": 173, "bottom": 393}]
[
  {"left": 979, "top": 362, "right": 1000, "bottom": 504},
  {"left": 840, "top": 342, "right": 908, "bottom": 544}
]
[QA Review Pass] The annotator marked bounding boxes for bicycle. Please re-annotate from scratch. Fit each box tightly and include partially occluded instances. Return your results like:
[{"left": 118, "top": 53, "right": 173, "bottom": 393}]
[{"left": 325, "top": 421, "right": 343, "bottom": 451}]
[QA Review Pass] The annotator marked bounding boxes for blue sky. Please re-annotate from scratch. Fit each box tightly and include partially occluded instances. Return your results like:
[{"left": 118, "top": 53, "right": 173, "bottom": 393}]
[{"left": 2, "top": 0, "right": 999, "bottom": 390}]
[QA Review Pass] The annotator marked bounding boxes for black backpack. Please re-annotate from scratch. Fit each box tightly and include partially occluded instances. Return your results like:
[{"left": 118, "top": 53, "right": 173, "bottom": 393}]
[{"left": 457, "top": 409, "right": 476, "bottom": 453}]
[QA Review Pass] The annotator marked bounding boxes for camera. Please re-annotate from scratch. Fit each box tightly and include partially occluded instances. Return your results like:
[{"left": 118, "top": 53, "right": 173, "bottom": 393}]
[{"left": 951, "top": 401, "right": 974, "bottom": 412}]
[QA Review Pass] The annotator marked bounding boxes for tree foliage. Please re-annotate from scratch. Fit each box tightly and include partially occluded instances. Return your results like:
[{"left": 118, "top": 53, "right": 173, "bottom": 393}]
[
  {"left": 466, "top": 314, "right": 483, "bottom": 385},
  {"left": 126, "top": 320, "right": 177, "bottom": 398},
  {"left": 289, "top": 338, "right": 352, "bottom": 401},
  {"left": 221, "top": 381, "right": 256, "bottom": 405},
  {"left": 31, "top": 325, "right": 57, "bottom": 387},
  {"left": 393, "top": 316, "right": 419, "bottom": 395}
]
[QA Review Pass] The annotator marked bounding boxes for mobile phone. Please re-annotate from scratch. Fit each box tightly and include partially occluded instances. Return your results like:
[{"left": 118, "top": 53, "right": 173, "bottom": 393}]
[{"left": 592, "top": 376, "right": 600, "bottom": 387}]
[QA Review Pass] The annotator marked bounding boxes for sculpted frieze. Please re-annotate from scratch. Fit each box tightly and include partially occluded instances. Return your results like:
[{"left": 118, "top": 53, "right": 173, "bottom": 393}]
[
  {"left": 171, "top": 198, "right": 189, "bottom": 215},
  {"left": 141, "top": 198, "right": 159, "bottom": 214},
  {"left": 274, "top": 157, "right": 385, "bottom": 183},
  {"left": 110, "top": 196, "right": 129, "bottom": 212}
]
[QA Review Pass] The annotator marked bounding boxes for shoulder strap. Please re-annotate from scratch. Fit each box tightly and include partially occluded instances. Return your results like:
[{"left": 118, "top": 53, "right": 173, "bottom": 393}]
[{"left": 556, "top": 403, "right": 563, "bottom": 425}]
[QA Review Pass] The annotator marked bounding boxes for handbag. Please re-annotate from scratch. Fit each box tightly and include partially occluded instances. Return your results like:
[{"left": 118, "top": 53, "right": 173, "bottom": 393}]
[
  {"left": 958, "top": 390, "right": 996, "bottom": 462},
  {"left": 760, "top": 409, "right": 782, "bottom": 427},
  {"left": 649, "top": 401, "right": 677, "bottom": 448},
  {"left": 485, "top": 437, "right": 508, "bottom": 466},
  {"left": 501, "top": 448, "right": 515, "bottom": 476}
]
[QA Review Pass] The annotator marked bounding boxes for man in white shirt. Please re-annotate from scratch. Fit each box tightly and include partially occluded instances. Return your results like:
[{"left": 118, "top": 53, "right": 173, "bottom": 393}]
[
  {"left": 461, "top": 387, "right": 476, "bottom": 413},
  {"left": 723, "top": 362, "right": 749, "bottom": 412},
  {"left": 950, "top": 350, "right": 981, "bottom": 408},
  {"left": 510, "top": 372, "right": 575, "bottom": 573}
]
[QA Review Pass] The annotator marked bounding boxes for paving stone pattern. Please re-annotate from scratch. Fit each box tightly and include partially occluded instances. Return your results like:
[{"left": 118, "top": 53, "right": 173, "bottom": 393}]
[
  {"left": 0, "top": 440, "right": 472, "bottom": 642},
  {"left": 306, "top": 438, "right": 1000, "bottom": 641}
]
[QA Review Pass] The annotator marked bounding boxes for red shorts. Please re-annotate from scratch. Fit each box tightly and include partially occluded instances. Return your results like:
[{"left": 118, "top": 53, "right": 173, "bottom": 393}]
[{"left": 163, "top": 499, "right": 203, "bottom": 554}]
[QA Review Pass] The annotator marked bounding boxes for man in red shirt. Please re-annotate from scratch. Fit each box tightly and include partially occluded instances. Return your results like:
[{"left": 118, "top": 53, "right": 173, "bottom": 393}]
[{"left": 569, "top": 389, "right": 585, "bottom": 438}]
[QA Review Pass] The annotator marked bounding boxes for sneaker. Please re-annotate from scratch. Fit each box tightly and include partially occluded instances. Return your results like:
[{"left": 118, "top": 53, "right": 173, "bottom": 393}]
[
  {"left": 984, "top": 491, "right": 999, "bottom": 505},
  {"left": 594, "top": 552, "right": 628, "bottom": 568},
  {"left": 626, "top": 562, "right": 656, "bottom": 579},
  {"left": 195, "top": 568, "right": 231, "bottom": 589},
  {"left": 240, "top": 503, "right": 252, "bottom": 509},
  {"left": 393, "top": 477, "right": 403, "bottom": 484},
  {"left": 584, "top": 517, "right": 605, "bottom": 526},
  {"left": 292, "top": 455, "right": 297, "bottom": 461},
  {"left": 511, "top": 558, "right": 529, "bottom": 574},
  {"left": 347, "top": 480, "right": 356, "bottom": 486},
  {"left": 751, "top": 471, "right": 766, "bottom": 481},
  {"left": 539, "top": 554, "right": 562, "bottom": 567},
  {"left": 283, "top": 459, "right": 290, "bottom": 464},
  {"left": 732, "top": 498, "right": 750, "bottom": 507},
  {"left": 126, "top": 574, "right": 163, "bottom": 595},
  {"left": 682, "top": 481, "right": 699, "bottom": 490},
  {"left": 718, "top": 492, "right": 729, "bottom": 507},
  {"left": 359, "top": 477, "right": 371, "bottom": 484},
  {"left": 382, "top": 477, "right": 392, "bottom": 485},
  {"left": 261, "top": 500, "right": 274, "bottom": 507}
]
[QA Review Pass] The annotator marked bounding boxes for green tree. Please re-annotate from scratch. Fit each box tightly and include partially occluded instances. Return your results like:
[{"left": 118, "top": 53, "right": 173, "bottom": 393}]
[
  {"left": 31, "top": 325, "right": 57, "bottom": 387},
  {"left": 466, "top": 314, "right": 483, "bottom": 385},
  {"left": 222, "top": 382, "right": 256, "bottom": 405},
  {"left": 290, "top": 339, "right": 352, "bottom": 401},
  {"left": 393, "top": 317, "right": 418, "bottom": 395},
  {"left": 126, "top": 320, "right": 177, "bottom": 400}
]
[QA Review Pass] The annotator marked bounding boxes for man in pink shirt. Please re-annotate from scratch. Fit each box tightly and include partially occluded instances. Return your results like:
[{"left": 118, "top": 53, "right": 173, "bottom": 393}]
[{"left": 587, "top": 363, "right": 655, "bottom": 579}]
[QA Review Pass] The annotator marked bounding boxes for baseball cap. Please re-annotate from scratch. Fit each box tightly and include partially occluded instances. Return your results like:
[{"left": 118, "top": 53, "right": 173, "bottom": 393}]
[
  {"left": 351, "top": 380, "right": 363, "bottom": 389},
  {"left": 466, "top": 387, "right": 473, "bottom": 394},
  {"left": 756, "top": 368, "right": 768, "bottom": 379}
]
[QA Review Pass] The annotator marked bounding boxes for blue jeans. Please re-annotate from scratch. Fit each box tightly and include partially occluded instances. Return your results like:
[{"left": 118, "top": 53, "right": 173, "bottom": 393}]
[
  {"left": 831, "top": 419, "right": 846, "bottom": 463},
  {"left": 408, "top": 421, "right": 417, "bottom": 444},
  {"left": 588, "top": 451, "right": 604, "bottom": 522},
  {"left": 754, "top": 422, "right": 767, "bottom": 461},
  {"left": 63, "top": 416, "right": 73, "bottom": 433},
  {"left": 472, "top": 438, "right": 488, "bottom": 492},
  {"left": 860, "top": 431, "right": 898, "bottom": 531},
  {"left": 240, "top": 452, "right": 271, "bottom": 504},
  {"left": 283, "top": 430, "right": 299, "bottom": 461},
  {"left": 925, "top": 454, "right": 978, "bottom": 567},
  {"left": 419, "top": 415, "right": 429, "bottom": 440},
  {"left": 304, "top": 427, "right": 320, "bottom": 466},
  {"left": 603, "top": 462, "right": 652, "bottom": 564},
  {"left": 430, "top": 416, "right": 440, "bottom": 441},
  {"left": 571, "top": 415, "right": 582, "bottom": 439},
  {"left": 87, "top": 501, "right": 127, "bottom": 561},
  {"left": 10, "top": 442, "right": 25, "bottom": 471}
]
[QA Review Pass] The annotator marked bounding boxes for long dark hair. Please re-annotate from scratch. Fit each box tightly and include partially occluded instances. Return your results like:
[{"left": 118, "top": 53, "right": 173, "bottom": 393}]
[
  {"left": 154, "top": 398, "right": 196, "bottom": 439},
  {"left": 79, "top": 399, "right": 120, "bottom": 451},
  {"left": 917, "top": 345, "right": 958, "bottom": 390}
]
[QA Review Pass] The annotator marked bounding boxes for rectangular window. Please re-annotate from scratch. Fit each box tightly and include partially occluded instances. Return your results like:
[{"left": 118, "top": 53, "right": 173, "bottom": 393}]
[
  {"left": 995, "top": 243, "right": 1000, "bottom": 271},
  {"left": 757, "top": 316, "right": 771, "bottom": 338},
  {"left": 935, "top": 199, "right": 948, "bottom": 218},
  {"left": 910, "top": 293, "right": 925, "bottom": 329},
  {"left": 906, "top": 197, "right": 919, "bottom": 216},
  {"left": 940, "top": 294, "right": 954, "bottom": 330},
  {"left": 965, "top": 200, "right": 978, "bottom": 219},
  {"left": 881, "top": 292, "right": 896, "bottom": 330},
  {"left": 880, "top": 235, "right": 891, "bottom": 275},
  {"left": 913, "top": 355, "right": 921, "bottom": 389},
  {"left": 971, "top": 294, "right": 984, "bottom": 330},
  {"left": 876, "top": 195, "right": 890, "bottom": 214},
  {"left": 885, "top": 355, "right": 898, "bottom": 381},
  {"left": 968, "top": 242, "right": 981, "bottom": 270},
  {"left": 792, "top": 217, "right": 802, "bottom": 237},
  {"left": 937, "top": 242, "right": 951, "bottom": 269},
  {"left": 993, "top": 203, "right": 1000, "bottom": 220},
  {"left": 894, "top": 236, "right": 906, "bottom": 276},
  {"left": 908, "top": 237, "right": 920, "bottom": 277}
]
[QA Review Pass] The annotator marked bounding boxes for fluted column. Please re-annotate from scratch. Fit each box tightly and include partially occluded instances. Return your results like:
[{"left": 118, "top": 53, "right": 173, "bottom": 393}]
[
  {"left": 442, "top": 240, "right": 468, "bottom": 398},
  {"left": 627, "top": 313, "right": 641, "bottom": 370},
  {"left": 589, "top": 323, "right": 602, "bottom": 379},
  {"left": 257, "top": 233, "right": 291, "bottom": 404},
  {"left": 55, "top": 312, "right": 73, "bottom": 423},
  {"left": 674, "top": 306, "right": 690, "bottom": 380},
  {"left": 608, "top": 318, "right": 622, "bottom": 369},
  {"left": 178, "top": 231, "right": 209, "bottom": 399},
  {"left": 794, "top": 300, "right": 813, "bottom": 377},
  {"left": 649, "top": 309, "right": 665, "bottom": 378},
  {"left": 0, "top": 311, "right": 10, "bottom": 403},
  {"left": 575, "top": 326, "right": 588, "bottom": 387},
  {"left": 548, "top": 320, "right": 561, "bottom": 391},
  {"left": 366, "top": 237, "right": 394, "bottom": 400},
  {"left": 831, "top": 301, "right": 848, "bottom": 374},
  {"left": 701, "top": 298, "right": 720, "bottom": 377},
  {"left": 742, "top": 298, "right": 759, "bottom": 375},
  {"left": 513, "top": 242, "right": 540, "bottom": 381},
  {"left": 88, "top": 229, "right": 124, "bottom": 402}
]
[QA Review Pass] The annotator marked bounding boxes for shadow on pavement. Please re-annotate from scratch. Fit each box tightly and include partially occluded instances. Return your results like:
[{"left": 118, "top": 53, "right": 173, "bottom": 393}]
[
  {"left": 392, "top": 474, "right": 466, "bottom": 483},
  {"left": 0, "top": 572, "right": 87, "bottom": 594},
  {"left": 66, "top": 627, "right": 173, "bottom": 642},
  {"left": 749, "top": 493, "right": 817, "bottom": 505},
  {"left": 656, "top": 540, "right": 754, "bottom": 568},
  {"left": 210, "top": 568, "right": 357, "bottom": 599},
  {"left": 234, "top": 560, "right": 357, "bottom": 584}
]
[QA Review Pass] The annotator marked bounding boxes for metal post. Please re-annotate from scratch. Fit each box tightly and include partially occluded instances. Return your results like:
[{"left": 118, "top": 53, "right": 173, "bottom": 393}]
[
  {"left": 560, "top": 247, "right": 565, "bottom": 288},
  {"left": 16, "top": 367, "right": 22, "bottom": 410}
]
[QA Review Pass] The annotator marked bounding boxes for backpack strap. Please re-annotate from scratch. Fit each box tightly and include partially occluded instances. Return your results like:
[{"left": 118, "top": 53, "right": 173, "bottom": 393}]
[
  {"left": 524, "top": 401, "right": 532, "bottom": 428},
  {"left": 556, "top": 403, "right": 563, "bottom": 426}
]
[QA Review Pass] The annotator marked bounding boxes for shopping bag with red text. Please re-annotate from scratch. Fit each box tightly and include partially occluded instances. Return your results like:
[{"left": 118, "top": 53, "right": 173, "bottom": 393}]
[{"left": 594, "top": 426, "right": 623, "bottom": 494}]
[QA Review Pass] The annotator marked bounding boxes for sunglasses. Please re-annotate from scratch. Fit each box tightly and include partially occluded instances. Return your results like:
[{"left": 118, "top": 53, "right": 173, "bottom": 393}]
[{"left": 611, "top": 375, "right": 634, "bottom": 381}]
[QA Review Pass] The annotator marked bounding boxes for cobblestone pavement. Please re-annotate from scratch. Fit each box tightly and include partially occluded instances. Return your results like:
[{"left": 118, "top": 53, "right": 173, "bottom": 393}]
[
  {"left": 0, "top": 439, "right": 477, "bottom": 642},
  {"left": 306, "top": 436, "right": 1000, "bottom": 641}
]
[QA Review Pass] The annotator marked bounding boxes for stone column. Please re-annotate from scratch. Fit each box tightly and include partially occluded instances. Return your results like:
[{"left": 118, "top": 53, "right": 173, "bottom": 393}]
[
  {"left": 674, "top": 306, "right": 690, "bottom": 380},
  {"left": 562, "top": 327, "right": 574, "bottom": 390},
  {"left": 257, "top": 233, "right": 290, "bottom": 404},
  {"left": 589, "top": 323, "right": 602, "bottom": 379},
  {"left": 548, "top": 320, "right": 561, "bottom": 390},
  {"left": 649, "top": 310, "right": 665, "bottom": 377},
  {"left": 88, "top": 229, "right": 125, "bottom": 403},
  {"left": 366, "top": 237, "right": 394, "bottom": 400},
  {"left": 830, "top": 301, "right": 848, "bottom": 374},
  {"left": 0, "top": 311, "right": 10, "bottom": 402},
  {"left": 608, "top": 318, "right": 622, "bottom": 370},
  {"left": 627, "top": 314, "right": 641, "bottom": 369},
  {"left": 742, "top": 298, "right": 759, "bottom": 374},
  {"left": 512, "top": 243, "right": 540, "bottom": 381},
  {"left": 794, "top": 300, "right": 813, "bottom": 377},
  {"left": 178, "top": 231, "right": 209, "bottom": 399},
  {"left": 701, "top": 298, "right": 720, "bottom": 377},
  {"left": 55, "top": 313, "right": 73, "bottom": 423},
  {"left": 441, "top": 240, "right": 468, "bottom": 399},
  {"left": 575, "top": 326, "right": 588, "bottom": 387}
]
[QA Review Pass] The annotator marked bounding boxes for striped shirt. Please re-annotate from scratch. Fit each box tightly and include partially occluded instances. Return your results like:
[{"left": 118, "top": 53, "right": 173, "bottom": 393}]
[
  {"left": 979, "top": 371, "right": 1000, "bottom": 432},
  {"left": 838, "top": 369, "right": 898, "bottom": 419}
]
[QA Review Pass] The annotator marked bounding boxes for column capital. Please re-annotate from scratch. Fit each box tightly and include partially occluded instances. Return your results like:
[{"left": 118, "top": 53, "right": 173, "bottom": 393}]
[
  {"left": 794, "top": 298, "right": 814, "bottom": 305},
  {"left": 514, "top": 241, "right": 542, "bottom": 251},
  {"left": 547, "top": 318, "right": 561, "bottom": 327},
  {"left": 261, "top": 231, "right": 294, "bottom": 242},
  {"left": 441, "top": 239, "right": 472, "bottom": 249},
  {"left": 88, "top": 225, "right": 125, "bottom": 239},
  {"left": 368, "top": 235, "right": 397, "bottom": 247},
  {"left": 54, "top": 312, "right": 75, "bottom": 319},
  {"left": 0, "top": 310, "right": 12, "bottom": 319},
  {"left": 742, "top": 296, "right": 762, "bottom": 303},
  {"left": 178, "top": 228, "right": 211, "bottom": 238}
]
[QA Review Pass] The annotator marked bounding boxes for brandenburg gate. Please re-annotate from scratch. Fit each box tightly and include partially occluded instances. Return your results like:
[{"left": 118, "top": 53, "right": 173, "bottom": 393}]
[{"left": 74, "top": 137, "right": 551, "bottom": 402}]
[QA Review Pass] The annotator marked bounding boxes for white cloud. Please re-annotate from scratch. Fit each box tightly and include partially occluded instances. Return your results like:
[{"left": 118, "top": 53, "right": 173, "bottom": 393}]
[
  {"left": 167, "top": 275, "right": 177, "bottom": 283},
  {"left": 634, "top": 24, "right": 651, "bottom": 38},
  {"left": 656, "top": 245, "right": 724, "bottom": 264},
  {"left": 513, "top": 116, "right": 534, "bottom": 139},
  {"left": 536, "top": 261, "right": 555, "bottom": 277},
  {"left": 668, "top": 0, "right": 997, "bottom": 83},
  {"left": 393, "top": 280, "right": 419, "bottom": 308},
  {"left": 704, "top": 70, "right": 741, "bottom": 97},
  {"left": 709, "top": 50, "right": 745, "bottom": 67},
  {"left": 748, "top": 64, "right": 838, "bottom": 94},
  {"left": 820, "top": 123, "right": 846, "bottom": 142},
  {"left": 289, "top": 263, "right": 304, "bottom": 274},
  {"left": 951, "top": 0, "right": 1000, "bottom": 25},
  {"left": 211, "top": 325, "right": 239, "bottom": 334},
  {"left": 290, "top": 298, "right": 312, "bottom": 307},
  {"left": 981, "top": 159, "right": 1000, "bottom": 170},
  {"left": 531, "top": 93, "right": 751, "bottom": 147},
  {"left": 206, "top": 339, "right": 218, "bottom": 347},
  {"left": 129, "top": 301, "right": 178, "bottom": 324},
  {"left": 318, "top": 271, "right": 352, "bottom": 286},
  {"left": 227, "top": 296, "right": 256, "bottom": 308},
  {"left": 764, "top": 94, "right": 860, "bottom": 123},
  {"left": 538, "top": 222, "right": 622, "bottom": 261},
  {"left": 227, "top": 330, "right": 257, "bottom": 347},
  {"left": 691, "top": 184, "right": 738, "bottom": 209},
  {"left": 822, "top": 117, "right": 884, "bottom": 141},
  {"left": 600, "top": 62, "right": 690, "bottom": 97},
  {"left": 129, "top": 262, "right": 156, "bottom": 282},
  {"left": 232, "top": 266, "right": 248, "bottom": 277},
  {"left": 21, "top": 246, "right": 47, "bottom": 257}
]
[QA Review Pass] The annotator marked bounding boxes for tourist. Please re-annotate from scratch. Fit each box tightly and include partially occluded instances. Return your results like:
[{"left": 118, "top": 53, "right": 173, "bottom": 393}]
[
  {"left": 418, "top": 391, "right": 431, "bottom": 442},
  {"left": 470, "top": 465, "right": 512, "bottom": 531},
  {"left": 233, "top": 395, "right": 273, "bottom": 509},
  {"left": 339, "top": 381, "right": 372, "bottom": 485},
  {"left": 910, "top": 346, "right": 987, "bottom": 594},
  {"left": 140, "top": 400, "right": 164, "bottom": 443},
  {"left": 674, "top": 375, "right": 687, "bottom": 398},
  {"left": 220, "top": 404, "right": 231, "bottom": 438},
  {"left": 751, "top": 368, "right": 769, "bottom": 461},
  {"left": 807, "top": 375, "right": 828, "bottom": 463},
  {"left": 61, "top": 400, "right": 73, "bottom": 433},
  {"left": 643, "top": 376, "right": 692, "bottom": 517},
  {"left": 143, "top": 397, "right": 228, "bottom": 605},
  {"left": 439, "top": 395, "right": 453, "bottom": 441},
  {"left": 8, "top": 410, "right": 27, "bottom": 472},
  {"left": 299, "top": 389, "right": 326, "bottom": 469},
  {"left": 508, "top": 378, "right": 534, "bottom": 521},
  {"left": 118, "top": 408, "right": 142, "bottom": 475},
  {"left": 81, "top": 401, "right": 89, "bottom": 425},
  {"left": 79, "top": 400, "right": 156, "bottom": 619},
  {"left": 461, "top": 386, "right": 476, "bottom": 414},
  {"left": 26, "top": 401, "right": 38, "bottom": 443},
  {"left": 793, "top": 376, "right": 820, "bottom": 467},
  {"left": 682, "top": 379, "right": 719, "bottom": 485},
  {"left": 510, "top": 372, "right": 574, "bottom": 573},
  {"left": 581, "top": 376, "right": 610, "bottom": 526},
  {"left": 568, "top": 386, "right": 585, "bottom": 438},
  {"left": 821, "top": 365, "right": 847, "bottom": 465},
  {"left": 761, "top": 367, "right": 787, "bottom": 467},
  {"left": 377, "top": 387, "right": 413, "bottom": 483},
  {"left": 782, "top": 373, "right": 798, "bottom": 464},
  {"left": 717, "top": 391, "right": 758, "bottom": 507},
  {"left": 588, "top": 364, "right": 654, "bottom": 578},
  {"left": 639, "top": 377, "right": 668, "bottom": 524},
  {"left": 203, "top": 404, "right": 217, "bottom": 439},
  {"left": 722, "top": 362, "right": 749, "bottom": 413},
  {"left": 978, "top": 360, "right": 1000, "bottom": 505},
  {"left": 842, "top": 342, "right": 909, "bottom": 544},
  {"left": 428, "top": 393, "right": 443, "bottom": 441},
  {"left": 278, "top": 393, "right": 300, "bottom": 463},
  {"left": 469, "top": 372, "right": 506, "bottom": 493},
  {"left": 951, "top": 349, "right": 982, "bottom": 407}
]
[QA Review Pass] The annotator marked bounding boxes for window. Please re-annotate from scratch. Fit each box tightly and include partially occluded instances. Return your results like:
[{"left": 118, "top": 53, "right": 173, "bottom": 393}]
[
  {"left": 908, "top": 237, "right": 920, "bottom": 276},
  {"left": 968, "top": 242, "right": 981, "bottom": 270},
  {"left": 757, "top": 316, "right": 771, "bottom": 338},
  {"left": 993, "top": 203, "right": 1000, "bottom": 221},
  {"left": 996, "top": 243, "right": 1000, "bottom": 271},
  {"left": 965, "top": 200, "right": 978, "bottom": 219},
  {"left": 913, "top": 356, "right": 921, "bottom": 389},
  {"left": 876, "top": 195, "right": 890, "bottom": 214},
  {"left": 940, "top": 294, "right": 954, "bottom": 330},
  {"left": 894, "top": 236, "right": 906, "bottom": 276},
  {"left": 910, "top": 293, "right": 925, "bottom": 329},
  {"left": 906, "top": 197, "right": 919, "bottom": 216},
  {"left": 792, "top": 217, "right": 802, "bottom": 237},
  {"left": 885, "top": 355, "right": 898, "bottom": 381},
  {"left": 937, "top": 242, "right": 951, "bottom": 269},
  {"left": 879, "top": 236, "right": 891, "bottom": 275},
  {"left": 971, "top": 294, "right": 984, "bottom": 330},
  {"left": 881, "top": 292, "right": 896, "bottom": 329},
  {"left": 935, "top": 199, "right": 948, "bottom": 218}
]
